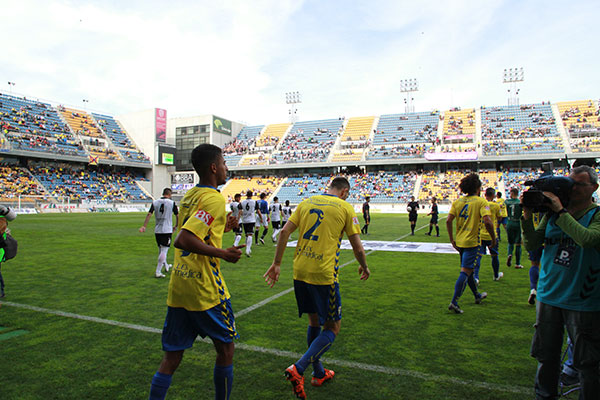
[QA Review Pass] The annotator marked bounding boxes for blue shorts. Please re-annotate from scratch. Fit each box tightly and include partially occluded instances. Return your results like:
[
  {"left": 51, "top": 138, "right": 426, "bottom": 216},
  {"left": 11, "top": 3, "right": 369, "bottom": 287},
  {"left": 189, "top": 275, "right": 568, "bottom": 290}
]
[
  {"left": 161, "top": 300, "right": 238, "bottom": 351},
  {"left": 294, "top": 280, "right": 341, "bottom": 326},
  {"left": 478, "top": 240, "right": 499, "bottom": 257},
  {"left": 458, "top": 246, "right": 479, "bottom": 269},
  {"left": 528, "top": 246, "right": 543, "bottom": 262}
]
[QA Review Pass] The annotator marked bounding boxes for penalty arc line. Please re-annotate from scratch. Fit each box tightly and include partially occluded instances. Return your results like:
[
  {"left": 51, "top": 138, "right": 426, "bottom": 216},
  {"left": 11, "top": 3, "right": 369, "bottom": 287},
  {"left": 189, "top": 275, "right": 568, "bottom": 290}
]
[
  {"left": 236, "top": 216, "right": 448, "bottom": 318},
  {"left": 0, "top": 300, "right": 530, "bottom": 395}
]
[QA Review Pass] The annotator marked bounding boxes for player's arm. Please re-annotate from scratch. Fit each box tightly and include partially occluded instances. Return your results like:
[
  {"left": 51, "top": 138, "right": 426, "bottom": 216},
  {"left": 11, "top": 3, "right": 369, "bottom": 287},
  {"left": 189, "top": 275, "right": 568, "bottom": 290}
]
[
  {"left": 348, "top": 233, "right": 370, "bottom": 280},
  {"left": 139, "top": 206, "right": 153, "bottom": 233},
  {"left": 173, "top": 204, "right": 179, "bottom": 231},
  {"left": 446, "top": 213, "right": 458, "bottom": 251},
  {"left": 174, "top": 229, "right": 243, "bottom": 263},
  {"left": 482, "top": 215, "right": 496, "bottom": 248},
  {"left": 264, "top": 220, "right": 297, "bottom": 287}
]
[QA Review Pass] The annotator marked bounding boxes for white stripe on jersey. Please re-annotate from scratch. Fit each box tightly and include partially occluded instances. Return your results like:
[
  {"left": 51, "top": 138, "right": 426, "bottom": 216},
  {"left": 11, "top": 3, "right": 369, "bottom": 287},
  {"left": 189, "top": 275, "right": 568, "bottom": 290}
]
[
  {"left": 240, "top": 199, "right": 258, "bottom": 223},
  {"left": 152, "top": 198, "right": 176, "bottom": 234},
  {"left": 270, "top": 203, "right": 282, "bottom": 222}
]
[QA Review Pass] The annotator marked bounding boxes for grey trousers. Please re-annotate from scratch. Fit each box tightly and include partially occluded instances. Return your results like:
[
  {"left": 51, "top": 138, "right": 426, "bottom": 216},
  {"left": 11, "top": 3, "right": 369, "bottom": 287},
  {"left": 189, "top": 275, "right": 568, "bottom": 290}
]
[{"left": 531, "top": 301, "right": 600, "bottom": 400}]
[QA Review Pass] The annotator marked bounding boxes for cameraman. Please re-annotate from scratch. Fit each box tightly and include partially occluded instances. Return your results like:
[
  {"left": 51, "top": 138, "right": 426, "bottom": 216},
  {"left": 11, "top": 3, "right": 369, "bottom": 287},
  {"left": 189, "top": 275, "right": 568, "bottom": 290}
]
[
  {"left": 0, "top": 205, "right": 17, "bottom": 298},
  {"left": 522, "top": 165, "right": 600, "bottom": 400}
]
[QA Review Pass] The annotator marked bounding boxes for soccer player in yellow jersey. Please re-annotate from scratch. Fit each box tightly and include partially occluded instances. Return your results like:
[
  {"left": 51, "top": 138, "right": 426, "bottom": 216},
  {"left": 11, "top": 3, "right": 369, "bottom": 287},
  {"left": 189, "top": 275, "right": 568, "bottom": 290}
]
[
  {"left": 474, "top": 188, "right": 504, "bottom": 283},
  {"left": 446, "top": 173, "right": 496, "bottom": 314},
  {"left": 495, "top": 191, "right": 508, "bottom": 242},
  {"left": 148, "top": 144, "right": 244, "bottom": 400},
  {"left": 264, "top": 177, "right": 370, "bottom": 399}
]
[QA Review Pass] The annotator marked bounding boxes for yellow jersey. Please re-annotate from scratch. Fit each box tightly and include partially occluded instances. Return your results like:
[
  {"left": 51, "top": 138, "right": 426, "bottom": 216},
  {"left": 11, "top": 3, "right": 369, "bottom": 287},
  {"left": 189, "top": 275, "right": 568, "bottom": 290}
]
[
  {"left": 480, "top": 200, "right": 500, "bottom": 240},
  {"left": 495, "top": 197, "right": 508, "bottom": 218},
  {"left": 289, "top": 194, "right": 361, "bottom": 285},
  {"left": 449, "top": 195, "right": 491, "bottom": 248},
  {"left": 167, "top": 185, "right": 230, "bottom": 311}
]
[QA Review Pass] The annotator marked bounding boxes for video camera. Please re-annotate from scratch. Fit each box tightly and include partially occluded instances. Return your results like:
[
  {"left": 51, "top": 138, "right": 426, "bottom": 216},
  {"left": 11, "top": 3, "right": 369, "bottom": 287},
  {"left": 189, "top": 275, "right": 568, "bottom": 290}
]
[{"left": 521, "top": 162, "right": 573, "bottom": 213}]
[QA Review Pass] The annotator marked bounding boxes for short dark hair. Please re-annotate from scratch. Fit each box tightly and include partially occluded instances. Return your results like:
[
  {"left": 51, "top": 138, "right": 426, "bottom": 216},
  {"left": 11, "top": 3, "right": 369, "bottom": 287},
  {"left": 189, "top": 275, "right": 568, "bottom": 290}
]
[
  {"left": 365, "top": 196, "right": 370, "bottom": 200},
  {"left": 191, "top": 144, "right": 222, "bottom": 177},
  {"left": 162, "top": 188, "right": 172, "bottom": 196},
  {"left": 459, "top": 173, "right": 482, "bottom": 195},
  {"left": 485, "top": 187, "right": 496, "bottom": 197},
  {"left": 246, "top": 190, "right": 253, "bottom": 197},
  {"left": 285, "top": 200, "right": 290, "bottom": 206},
  {"left": 260, "top": 193, "right": 266, "bottom": 199},
  {"left": 496, "top": 192, "right": 502, "bottom": 198},
  {"left": 234, "top": 193, "right": 241, "bottom": 200},
  {"left": 330, "top": 177, "right": 350, "bottom": 190},
  {"left": 273, "top": 196, "right": 278, "bottom": 201},
  {"left": 510, "top": 188, "right": 519, "bottom": 196}
]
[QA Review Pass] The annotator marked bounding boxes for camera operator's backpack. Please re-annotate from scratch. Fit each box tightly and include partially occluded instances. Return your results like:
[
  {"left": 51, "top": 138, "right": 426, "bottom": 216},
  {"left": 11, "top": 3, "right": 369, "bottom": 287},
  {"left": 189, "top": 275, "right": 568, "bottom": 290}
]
[{"left": 0, "top": 233, "right": 17, "bottom": 261}]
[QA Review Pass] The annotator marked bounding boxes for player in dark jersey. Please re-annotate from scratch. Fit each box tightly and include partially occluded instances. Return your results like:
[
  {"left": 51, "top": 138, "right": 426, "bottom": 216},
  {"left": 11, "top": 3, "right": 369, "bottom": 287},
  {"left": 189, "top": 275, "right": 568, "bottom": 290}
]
[
  {"left": 407, "top": 196, "right": 419, "bottom": 235},
  {"left": 361, "top": 196, "right": 371, "bottom": 235},
  {"left": 425, "top": 197, "right": 439, "bottom": 236},
  {"left": 256, "top": 193, "right": 270, "bottom": 245},
  {"left": 504, "top": 188, "right": 523, "bottom": 269}
]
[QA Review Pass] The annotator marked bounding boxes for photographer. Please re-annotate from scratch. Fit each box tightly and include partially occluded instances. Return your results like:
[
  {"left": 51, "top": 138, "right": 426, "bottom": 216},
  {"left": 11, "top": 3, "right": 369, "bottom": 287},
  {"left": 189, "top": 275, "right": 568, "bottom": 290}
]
[
  {"left": 522, "top": 165, "right": 600, "bottom": 399},
  {"left": 0, "top": 205, "right": 17, "bottom": 298}
]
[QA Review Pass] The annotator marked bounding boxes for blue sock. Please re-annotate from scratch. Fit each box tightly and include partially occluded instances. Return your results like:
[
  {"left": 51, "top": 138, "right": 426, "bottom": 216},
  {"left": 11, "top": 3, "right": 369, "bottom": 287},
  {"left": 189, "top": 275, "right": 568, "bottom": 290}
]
[
  {"left": 214, "top": 364, "right": 233, "bottom": 400},
  {"left": 529, "top": 265, "right": 539, "bottom": 290},
  {"left": 466, "top": 273, "right": 479, "bottom": 298},
  {"left": 451, "top": 271, "right": 468, "bottom": 305},
  {"left": 515, "top": 245, "right": 522, "bottom": 265},
  {"left": 296, "top": 330, "right": 336, "bottom": 375},
  {"left": 307, "top": 326, "right": 325, "bottom": 377},
  {"left": 492, "top": 256, "right": 499, "bottom": 278},
  {"left": 149, "top": 372, "right": 172, "bottom": 400}
]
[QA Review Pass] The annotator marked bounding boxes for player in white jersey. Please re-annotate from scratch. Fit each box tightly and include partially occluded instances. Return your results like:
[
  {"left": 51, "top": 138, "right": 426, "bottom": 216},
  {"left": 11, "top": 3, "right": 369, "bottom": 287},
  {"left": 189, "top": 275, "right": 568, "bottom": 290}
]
[
  {"left": 282, "top": 200, "right": 292, "bottom": 224},
  {"left": 230, "top": 193, "right": 243, "bottom": 247},
  {"left": 139, "top": 188, "right": 179, "bottom": 278},
  {"left": 240, "top": 191, "right": 262, "bottom": 257},
  {"left": 270, "top": 196, "right": 283, "bottom": 242}
]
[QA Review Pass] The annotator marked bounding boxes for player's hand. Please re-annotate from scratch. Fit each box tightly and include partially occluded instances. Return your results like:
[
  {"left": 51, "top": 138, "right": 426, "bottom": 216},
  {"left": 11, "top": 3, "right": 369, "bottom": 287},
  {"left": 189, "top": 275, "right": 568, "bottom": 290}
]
[
  {"left": 263, "top": 264, "right": 281, "bottom": 288},
  {"left": 139, "top": 226, "right": 146, "bottom": 233},
  {"left": 450, "top": 240, "right": 459, "bottom": 252},
  {"left": 358, "top": 265, "right": 370, "bottom": 280},
  {"left": 490, "top": 238, "right": 497, "bottom": 249},
  {"left": 224, "top": 211, "right": 239, "bottom": 233},
  {"left": 222, "top": 245, "right": 245, "bottom": 263}
]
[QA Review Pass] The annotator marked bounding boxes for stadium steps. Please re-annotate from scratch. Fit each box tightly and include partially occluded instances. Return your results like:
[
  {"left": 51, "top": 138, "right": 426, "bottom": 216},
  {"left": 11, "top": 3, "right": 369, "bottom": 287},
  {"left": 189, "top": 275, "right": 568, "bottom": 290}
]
[
  {"left": 270, "top": 177, "right": 287, "bottom": 201},
  {"left": 413, "top": 173, "right": 423, "bottom": 199},
  {"left": 436, "top": 113, "right": 444, "bottom": 151},
  {"left": 551, "top": 103, "right": 573, "bottom": 153},
  {"left": 363, "top": 117, "right": 380, "bottom": 161},
  {"left": 475, "top": 108, "right": 483, "bottom": 157},
  {"left": 56, "top": 109, "right": 89, "bottom": 156},
  {"left": 89, "top": 114, "right": 124, "bottom": 161},
  {"left": 135, "top": 180, "right": 153, "bottom": 200}
]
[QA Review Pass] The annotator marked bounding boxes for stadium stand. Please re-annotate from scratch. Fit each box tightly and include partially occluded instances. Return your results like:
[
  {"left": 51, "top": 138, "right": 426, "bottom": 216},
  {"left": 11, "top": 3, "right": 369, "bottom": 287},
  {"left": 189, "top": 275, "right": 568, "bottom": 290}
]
[
  {"left": 331, "top": 116, "right": 374, "bottom": 162},
  {"left": 443, "top": 108, "right": 476, "bottom": 140},
  {"left": 255, "top": 123, "right": 289, "bottom": 148},
  {"left": 557, "top": 100, "right": 600, "bottom": 134},
  {"left": 276, "top": 176, "right": 331, "bottom": 204},
  {"left": 418, "top": 170, "right": 465, "bottom": 203},
  {"left": 271, "top": 118, "right": 343, "bottom": 164},
  {"left": 220, "top": 176, "right": 283, "bottom": 202},
  {"left": 0, "top": 164, "right": 46, "bottom": 202},
  {"left": 31, "top": 163, "right": 150, "bottom": 202},
  {"left": 0, "top": 94, "right": 87, "bottom": 157},
  {"left": 223, "top": 125, "right": 264, "bottom": 167},
  {"left": 93, "top": 113, "right": 150, "bottom": 163},
  {"left": 348, "top": 172, "right": 417, "bottom": 203}
]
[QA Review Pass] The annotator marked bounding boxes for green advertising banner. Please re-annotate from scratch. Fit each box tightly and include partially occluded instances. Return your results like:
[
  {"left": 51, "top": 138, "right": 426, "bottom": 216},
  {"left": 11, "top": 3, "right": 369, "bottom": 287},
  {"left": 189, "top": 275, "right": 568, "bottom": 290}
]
[{"left": 213, "top": 116, "right": 232, "bottom": 135}]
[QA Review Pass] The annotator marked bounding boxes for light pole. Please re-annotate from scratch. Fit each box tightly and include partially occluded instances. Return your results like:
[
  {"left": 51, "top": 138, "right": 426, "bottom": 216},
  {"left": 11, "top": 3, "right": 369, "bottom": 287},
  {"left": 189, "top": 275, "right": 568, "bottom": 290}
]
[
  {"left": 503, "top": 67, "right": 524, "bottom": 106},
  {"left": 82, "top": 99, "right": 89, "bottom": 111},
  {"left": 400, "top": 79, "right": 418, "bottom": 113},
  {"left": 7, "top": 81, "right": 15, "bottom": 94},
  {"left": 285, "top": 91, "right": 301, "bottom": 124}
]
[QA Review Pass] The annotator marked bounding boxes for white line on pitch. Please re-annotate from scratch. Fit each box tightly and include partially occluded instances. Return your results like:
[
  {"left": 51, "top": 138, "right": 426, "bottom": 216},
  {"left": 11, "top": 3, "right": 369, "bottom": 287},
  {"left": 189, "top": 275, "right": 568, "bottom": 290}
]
[
  {"left": 237, "top": 216, "right": 447, "bottom": 317},
  {"left": 0, "top": 300, "right": 529, "bottom": 395}
]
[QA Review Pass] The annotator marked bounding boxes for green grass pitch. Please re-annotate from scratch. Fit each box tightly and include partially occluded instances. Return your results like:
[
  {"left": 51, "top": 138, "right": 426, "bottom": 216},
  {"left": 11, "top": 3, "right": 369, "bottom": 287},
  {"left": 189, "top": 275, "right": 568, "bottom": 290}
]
[{"left": 0, "top": 212, "right": 556, "bottom": 399}]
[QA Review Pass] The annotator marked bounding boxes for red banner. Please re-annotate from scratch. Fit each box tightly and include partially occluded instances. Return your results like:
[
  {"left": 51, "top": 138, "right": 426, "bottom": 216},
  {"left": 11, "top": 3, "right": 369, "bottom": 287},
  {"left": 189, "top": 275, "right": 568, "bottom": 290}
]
[{"left": 155, "top": 108, "right": 167, "bottom": 142}]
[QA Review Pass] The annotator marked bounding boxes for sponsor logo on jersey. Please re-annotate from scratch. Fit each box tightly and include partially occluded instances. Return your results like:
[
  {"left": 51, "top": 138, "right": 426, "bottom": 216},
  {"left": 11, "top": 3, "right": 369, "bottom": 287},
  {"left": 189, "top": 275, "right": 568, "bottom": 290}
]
[
  {"left": 352, "top": 217, "right": 359, "bottom": 225},
  {"left": 195, "top": 209, "right": 214, "bottom": 226}
]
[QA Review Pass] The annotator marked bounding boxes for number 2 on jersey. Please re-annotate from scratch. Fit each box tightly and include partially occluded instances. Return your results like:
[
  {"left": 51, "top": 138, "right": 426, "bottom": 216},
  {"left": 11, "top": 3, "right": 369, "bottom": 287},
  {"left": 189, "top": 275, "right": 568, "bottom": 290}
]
[
  {"left": 302, "top": 208, "right": 324, "bottom": 241},
  {"left": 458, "top": 204, "right": 469, "bottom": 220}
]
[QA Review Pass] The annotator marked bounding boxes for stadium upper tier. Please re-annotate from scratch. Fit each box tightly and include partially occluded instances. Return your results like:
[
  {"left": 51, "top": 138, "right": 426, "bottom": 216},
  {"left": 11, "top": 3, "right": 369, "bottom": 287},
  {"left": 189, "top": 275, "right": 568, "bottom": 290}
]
[
  {"left": 225, "top": 100, "right": 599, "bottom": 168},
  {"left": 0, "top": 93, "right": 150, "bottom": 166},
  {"left": 219, "top": 176, "right": 283, "bottom": 202}
]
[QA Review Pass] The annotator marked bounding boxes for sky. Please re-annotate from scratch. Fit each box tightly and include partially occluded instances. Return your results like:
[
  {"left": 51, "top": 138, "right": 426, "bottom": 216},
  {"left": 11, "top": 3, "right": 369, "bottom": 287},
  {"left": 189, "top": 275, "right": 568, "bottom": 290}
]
[{"left": 1, "top": 0, "right": 598, "bottom": 125}]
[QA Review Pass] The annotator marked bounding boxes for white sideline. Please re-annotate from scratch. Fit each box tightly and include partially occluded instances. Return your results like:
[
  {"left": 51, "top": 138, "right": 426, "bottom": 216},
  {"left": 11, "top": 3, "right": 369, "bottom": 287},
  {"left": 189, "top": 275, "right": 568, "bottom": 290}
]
[
  {"left": 0, "top": 300, "right": 530, "bottom": 395},
  {"left": 237, "top": 218, "right": 446, "bottom": 317}
]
